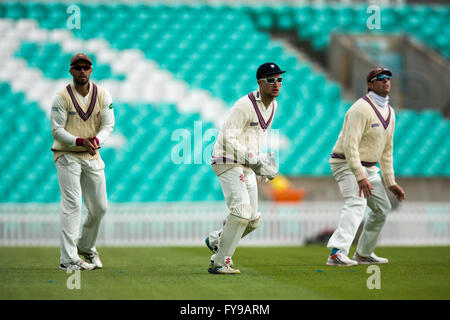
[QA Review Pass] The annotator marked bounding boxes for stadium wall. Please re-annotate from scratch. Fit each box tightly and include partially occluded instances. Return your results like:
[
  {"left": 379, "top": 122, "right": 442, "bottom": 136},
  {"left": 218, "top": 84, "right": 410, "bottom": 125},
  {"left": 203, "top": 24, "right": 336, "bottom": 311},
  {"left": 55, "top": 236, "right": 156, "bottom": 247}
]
[
  {"left": 284, "top": 177, "right": 450, "bottom": 202},
  {"left": 1, "top": 202, "right": 449, "bottom": 246}
]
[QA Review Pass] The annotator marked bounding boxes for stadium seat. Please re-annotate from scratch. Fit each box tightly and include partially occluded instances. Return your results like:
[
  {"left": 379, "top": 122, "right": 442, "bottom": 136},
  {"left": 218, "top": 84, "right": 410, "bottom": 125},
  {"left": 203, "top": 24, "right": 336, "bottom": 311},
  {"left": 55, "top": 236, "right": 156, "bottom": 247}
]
[{"left": 0, "top": 2, "right": 448, "bottom": 204}]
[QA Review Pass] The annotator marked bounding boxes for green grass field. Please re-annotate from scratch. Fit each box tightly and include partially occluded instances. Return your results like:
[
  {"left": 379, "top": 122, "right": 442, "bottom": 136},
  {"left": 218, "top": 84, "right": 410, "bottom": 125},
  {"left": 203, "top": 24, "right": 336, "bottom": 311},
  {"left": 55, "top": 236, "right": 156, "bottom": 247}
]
[{"left": 1, "top": 246, "right": 449, "bottom": 300}]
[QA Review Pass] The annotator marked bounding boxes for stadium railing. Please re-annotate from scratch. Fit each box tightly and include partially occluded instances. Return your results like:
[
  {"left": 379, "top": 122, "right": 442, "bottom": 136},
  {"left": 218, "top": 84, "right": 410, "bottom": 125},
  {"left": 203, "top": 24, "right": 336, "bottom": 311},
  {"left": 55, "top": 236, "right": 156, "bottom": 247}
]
[{"left": 1, "top": 202, "right": 449, "bottom": 246}]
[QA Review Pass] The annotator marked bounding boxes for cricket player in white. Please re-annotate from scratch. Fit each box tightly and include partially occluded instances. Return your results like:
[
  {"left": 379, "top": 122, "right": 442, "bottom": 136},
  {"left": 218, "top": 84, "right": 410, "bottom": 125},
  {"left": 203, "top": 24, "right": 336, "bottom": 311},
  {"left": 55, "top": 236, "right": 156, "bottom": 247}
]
[
  {"left": 51, "top": 53, "right": 114, "bottom": 271},
  {"left": 206, "top": 63, "right": 285, "bottom": 274},
  {"left": 326, "top": 68, "right": 405, "bottom": 266}
]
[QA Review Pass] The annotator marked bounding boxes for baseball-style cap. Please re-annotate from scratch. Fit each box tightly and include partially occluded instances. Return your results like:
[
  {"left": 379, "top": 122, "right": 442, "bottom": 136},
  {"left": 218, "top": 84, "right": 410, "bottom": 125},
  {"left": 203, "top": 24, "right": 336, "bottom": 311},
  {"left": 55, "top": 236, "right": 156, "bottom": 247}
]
[
  {"left": 366, "top": 67, "right": 392, "bottom": 83},
  {"left": 256, "top": 62, "right": 286, "bottom": 80},
  {"left": 70, "top": 53, "right": 92, "bottom": 66}
]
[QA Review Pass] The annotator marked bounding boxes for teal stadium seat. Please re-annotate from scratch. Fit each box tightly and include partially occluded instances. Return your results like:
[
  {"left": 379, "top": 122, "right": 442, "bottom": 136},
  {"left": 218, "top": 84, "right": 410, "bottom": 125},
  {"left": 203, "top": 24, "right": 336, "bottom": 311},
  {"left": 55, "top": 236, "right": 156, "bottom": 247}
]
[{"left": 0, "top": 3, "right": 449, "bottom": 204}]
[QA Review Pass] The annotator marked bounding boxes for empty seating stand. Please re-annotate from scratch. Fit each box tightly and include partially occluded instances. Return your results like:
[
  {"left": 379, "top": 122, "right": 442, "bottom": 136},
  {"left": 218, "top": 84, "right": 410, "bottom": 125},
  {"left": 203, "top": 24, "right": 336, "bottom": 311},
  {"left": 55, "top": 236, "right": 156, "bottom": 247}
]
[{"left": 0, "top": 3, "right": 448, "bottom": 203}]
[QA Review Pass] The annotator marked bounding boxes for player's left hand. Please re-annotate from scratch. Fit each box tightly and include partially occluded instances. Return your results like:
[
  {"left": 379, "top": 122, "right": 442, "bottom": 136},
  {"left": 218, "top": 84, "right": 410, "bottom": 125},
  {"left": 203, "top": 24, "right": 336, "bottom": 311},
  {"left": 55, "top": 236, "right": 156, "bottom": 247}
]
[
  {"left": 256, "top": 174, "right": 276, "bottom": 182},
  {"left": 88, "top": 136, "right": 100, "bottom": 149},
  {"left": 388, "top": 184, "right": 405, "bottom": 202},
  {"left": 257, "top": 175, "right": 269, "bottom": 183},
  {"left": 259, "top": 152, "right": 278, "bottom": 177}
]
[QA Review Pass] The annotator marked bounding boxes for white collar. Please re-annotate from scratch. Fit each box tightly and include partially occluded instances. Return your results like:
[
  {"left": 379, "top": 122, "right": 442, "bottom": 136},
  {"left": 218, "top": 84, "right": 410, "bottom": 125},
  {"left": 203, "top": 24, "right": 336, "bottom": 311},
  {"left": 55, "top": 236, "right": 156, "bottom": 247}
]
[
  {"left": 255, "top": 90, "right": 262, "bottom": 101},
  {"left": 368, "top": 91, "right": 389, "bottom": 108},
  {"left": 254, "top": 90, "right": 276, "bottom": 109}
]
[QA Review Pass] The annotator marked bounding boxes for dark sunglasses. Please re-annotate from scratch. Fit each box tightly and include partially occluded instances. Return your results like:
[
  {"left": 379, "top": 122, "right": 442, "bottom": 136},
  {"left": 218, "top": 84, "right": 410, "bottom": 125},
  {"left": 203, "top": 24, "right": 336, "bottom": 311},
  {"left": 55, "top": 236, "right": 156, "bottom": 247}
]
[
  {"left": 71, "top": 65, "right": 91, "bottom": 71},
  {"left": 371, "top": 74, "right": 391, "bottom": 82}
]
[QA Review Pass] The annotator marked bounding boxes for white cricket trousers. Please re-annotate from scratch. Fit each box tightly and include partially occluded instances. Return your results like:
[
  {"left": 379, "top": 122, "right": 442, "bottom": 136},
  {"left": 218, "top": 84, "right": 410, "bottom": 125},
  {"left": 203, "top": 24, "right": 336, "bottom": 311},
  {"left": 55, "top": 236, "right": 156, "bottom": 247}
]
[
  {"left": 207, "top": 167, "right": 259, "bottom": 248},
  {"left": 219, "top": 167, "right": 258, "bottom": 219},
  {"left": 327, "top": 162, "right": 391, "bottom": 256},
  {"left": 55, "top": 154, "right": 108, "bottom": 264}
]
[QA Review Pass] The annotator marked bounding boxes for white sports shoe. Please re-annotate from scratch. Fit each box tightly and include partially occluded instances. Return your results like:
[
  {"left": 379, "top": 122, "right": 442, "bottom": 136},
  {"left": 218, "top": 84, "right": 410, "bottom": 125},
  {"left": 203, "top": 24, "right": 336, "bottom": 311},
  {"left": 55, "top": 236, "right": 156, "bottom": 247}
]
[
  {"left": 209, "top": 254, "right": 233, "bottom": 268},
  {"left": 78, "top": 247, "right": 103, "bottom": 269},
  {"left": 59, "top": 260, "right": 96, "bottom": 271},
  {"left": 208, "top": 256, "right": 240, "bottom": 274},
  {"left": 326, "top": 250, "right": 358, "bottom": 266},
  {"left": 353, "top": 252, "right": 389, "bottom": 264}
]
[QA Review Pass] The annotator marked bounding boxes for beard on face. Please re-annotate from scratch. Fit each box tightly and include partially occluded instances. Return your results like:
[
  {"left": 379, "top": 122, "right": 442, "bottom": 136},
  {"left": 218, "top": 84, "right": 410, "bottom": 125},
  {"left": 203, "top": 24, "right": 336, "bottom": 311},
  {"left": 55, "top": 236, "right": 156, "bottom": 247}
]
[{"left": 74, "top": 77, "right": 89, "bottom": 86}]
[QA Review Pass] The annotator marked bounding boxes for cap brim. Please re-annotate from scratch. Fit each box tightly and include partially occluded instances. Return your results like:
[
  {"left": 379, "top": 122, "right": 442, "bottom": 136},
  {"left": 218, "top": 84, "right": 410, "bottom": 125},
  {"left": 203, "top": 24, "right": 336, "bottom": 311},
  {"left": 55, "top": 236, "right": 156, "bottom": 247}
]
[
  {"left": 368, "top": 70, "right": 392, "bottom": 82},
  {"left": 258, "top": 70, "right": 286, "bottom": 79},
  {"left": 71, "top": 59, "right": 92, "bottom": 66}
]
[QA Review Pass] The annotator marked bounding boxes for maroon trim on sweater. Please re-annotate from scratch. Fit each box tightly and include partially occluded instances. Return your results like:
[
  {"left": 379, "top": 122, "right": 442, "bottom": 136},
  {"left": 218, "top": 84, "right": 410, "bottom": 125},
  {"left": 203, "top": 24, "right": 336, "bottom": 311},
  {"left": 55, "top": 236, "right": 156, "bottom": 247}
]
[
  {"left": 330, "top": 153, "right": 377, "bottom": 167},
  {"left": 66, "top": 83, "right": 98, "bottom": 122},
  {"left": 362, "top": 95, "right": 391, "bottom": 130},
  {"left": 211, "top": 156, "right": 238, "bottom": 165},
  {"left": 247, "top": 92, "right": 274, "bottom": 131}
]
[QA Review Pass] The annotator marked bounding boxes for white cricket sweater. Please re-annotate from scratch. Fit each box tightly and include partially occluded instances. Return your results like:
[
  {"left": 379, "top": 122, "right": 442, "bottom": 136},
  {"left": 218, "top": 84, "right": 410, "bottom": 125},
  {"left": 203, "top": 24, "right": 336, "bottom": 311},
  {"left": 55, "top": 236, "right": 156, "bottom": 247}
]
[
  {"left": 211, "top": 90, "right": 277, "bottom": 176},
  {"left": 329, "top": 93, "right": 396, "bottom": 187},
  {"left": 50, "top": 82, "right": 114, "bottom": 162}
]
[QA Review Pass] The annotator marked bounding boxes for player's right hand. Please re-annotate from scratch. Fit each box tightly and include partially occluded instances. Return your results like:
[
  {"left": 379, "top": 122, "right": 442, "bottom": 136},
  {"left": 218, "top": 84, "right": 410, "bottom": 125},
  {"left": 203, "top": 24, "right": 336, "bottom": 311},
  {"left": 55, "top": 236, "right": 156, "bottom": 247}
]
[
  {"left": 388, "top": 184, "right": 405, "bottom": 202},
  {"left": 82, "top": 138, "right": 97, "bottom": 156},
  {"left": 357, "top": 178, "right": 373, "bottom": 199},
  {"left": 245, "top": 152, "right": 263, "bottom": 167}
]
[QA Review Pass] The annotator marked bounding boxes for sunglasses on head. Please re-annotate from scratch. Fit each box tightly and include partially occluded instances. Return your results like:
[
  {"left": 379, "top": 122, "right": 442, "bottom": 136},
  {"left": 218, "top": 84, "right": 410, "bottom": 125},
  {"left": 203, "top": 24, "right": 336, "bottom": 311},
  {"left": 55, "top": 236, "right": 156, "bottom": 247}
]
[
  {"left": 371, "top": 74, "right": 391, "bottom": 82},
  {"left": 261, "top": 77, "right": 283, "bottom": 84},
  {"left": 71, "top": 65, "right": 91, "bottom": 71}
]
